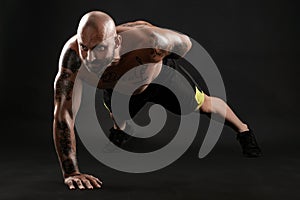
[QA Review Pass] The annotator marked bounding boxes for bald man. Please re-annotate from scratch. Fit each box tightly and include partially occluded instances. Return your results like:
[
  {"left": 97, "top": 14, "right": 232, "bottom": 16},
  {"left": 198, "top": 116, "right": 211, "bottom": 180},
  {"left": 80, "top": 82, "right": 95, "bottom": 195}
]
[{"left": 53, "top": 11, "right": 261, "bottom": 190}]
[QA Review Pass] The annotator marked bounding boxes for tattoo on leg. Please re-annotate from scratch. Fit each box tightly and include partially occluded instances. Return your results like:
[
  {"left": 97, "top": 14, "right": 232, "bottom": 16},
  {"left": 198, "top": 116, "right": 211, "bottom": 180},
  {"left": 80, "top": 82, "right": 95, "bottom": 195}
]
[
  {"left": 62, "top": 48, "right": 82, "bottom": 73},
  {"left": 62, "top": 158, "right": 76, "bottom": 174}
]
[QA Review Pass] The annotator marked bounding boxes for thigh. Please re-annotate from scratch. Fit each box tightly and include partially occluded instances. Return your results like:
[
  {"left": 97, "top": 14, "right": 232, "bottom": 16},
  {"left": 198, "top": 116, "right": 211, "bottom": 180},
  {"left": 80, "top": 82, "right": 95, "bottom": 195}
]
[
  {"left": 147, "top": 83, "right": 181, "bottom": 115},
  {"left": 103, "top": 89, "right": 148, "bottom": 120},
  {"left": 150, "top": 58, "right": 204, "bottom": 115}
]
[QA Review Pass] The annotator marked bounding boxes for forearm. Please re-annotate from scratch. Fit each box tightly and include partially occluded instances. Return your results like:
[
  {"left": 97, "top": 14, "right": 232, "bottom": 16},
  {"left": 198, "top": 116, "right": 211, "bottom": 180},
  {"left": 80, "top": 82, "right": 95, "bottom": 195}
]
[{"left": 53, "top": 116, "right": 79, "bottom": 177}]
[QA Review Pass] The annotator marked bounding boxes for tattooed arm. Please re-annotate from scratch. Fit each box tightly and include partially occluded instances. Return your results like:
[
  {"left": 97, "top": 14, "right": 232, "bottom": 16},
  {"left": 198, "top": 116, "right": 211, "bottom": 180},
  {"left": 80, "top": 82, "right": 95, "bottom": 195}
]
[
  {"left": 117, "top": 21, "right": 192, "bottom": 62},
  {"left": 146, "top": 26, "right": 192, "bottom": 61},
  {"left": 53, "top": 39, "right": 102, "bottom": 190}
]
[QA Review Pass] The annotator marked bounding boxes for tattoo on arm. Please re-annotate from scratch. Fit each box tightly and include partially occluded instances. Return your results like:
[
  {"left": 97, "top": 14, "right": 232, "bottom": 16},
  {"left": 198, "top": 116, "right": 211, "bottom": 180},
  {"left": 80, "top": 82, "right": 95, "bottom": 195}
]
[
  {"left": 62, "top": 48, "right": 82, "bottom": 73},
  {"left": 148, "top": 30, "right": 190, "bottom": 59},
  {"left": 62, "top": 158, "right": 77, "bottom": 174},
  {"left": 56, "top": 121, "right": 72, "bottom": 156},
  {"left": 55, "top": 71, "right": 74, "bottom": 102},
  {"left": 151, "top": 49, "right": 164, "bottom": 59},
  {"left": 149, "top": 33, "right": 168, "bottom": 60}
]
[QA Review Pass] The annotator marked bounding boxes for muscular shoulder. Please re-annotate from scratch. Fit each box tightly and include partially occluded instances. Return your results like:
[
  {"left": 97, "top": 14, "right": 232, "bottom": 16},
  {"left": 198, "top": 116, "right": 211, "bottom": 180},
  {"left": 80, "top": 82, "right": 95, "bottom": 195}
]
[
  {"left": 58, "top": 35, "right": 82, "bottom": 73},
  {"left": 117, "top": 20, "right": 157, "bottom": 46},
  {"left": 117, "top": 22, "right": 169, "bottom": 62},
  {"left": 116, "top": 20, "right": 154, "bottom": 33}
]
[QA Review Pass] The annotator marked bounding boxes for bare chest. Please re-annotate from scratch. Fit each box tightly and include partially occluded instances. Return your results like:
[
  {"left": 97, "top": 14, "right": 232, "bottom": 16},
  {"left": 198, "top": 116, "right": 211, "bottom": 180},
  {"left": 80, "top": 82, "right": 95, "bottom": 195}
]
[{"left": 98, "top": 51, "right": 162, "bottom": 94}]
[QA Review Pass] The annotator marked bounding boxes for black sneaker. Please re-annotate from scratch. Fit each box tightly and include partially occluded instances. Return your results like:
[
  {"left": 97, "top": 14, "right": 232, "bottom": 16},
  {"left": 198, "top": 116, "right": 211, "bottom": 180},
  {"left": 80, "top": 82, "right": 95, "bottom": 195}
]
[
  {"left": 236, "top": 129, "right": 262, "bottom": 157},
  {"left": 108, "top": 124, "right": 133, "bottom": 147}
]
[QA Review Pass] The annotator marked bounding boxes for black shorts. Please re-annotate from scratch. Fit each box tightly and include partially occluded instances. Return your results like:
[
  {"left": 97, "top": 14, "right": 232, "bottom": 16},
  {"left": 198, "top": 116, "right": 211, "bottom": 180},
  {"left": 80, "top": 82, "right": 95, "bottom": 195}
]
[{"left": 103, "top": 57, "right": 205, "bottom": 120}]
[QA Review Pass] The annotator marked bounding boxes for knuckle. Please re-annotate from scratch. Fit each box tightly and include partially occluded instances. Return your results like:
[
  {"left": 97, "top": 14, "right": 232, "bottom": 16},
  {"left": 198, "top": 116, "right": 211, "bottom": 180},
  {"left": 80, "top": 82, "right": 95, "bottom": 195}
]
[
  {"left": 64, "top": 179, "right": 72, "bottom": 184},
  {"left": 82, "top": 179, "right": 89, "bottom": 184},
  {"left": 65, "top": 181, "right": 71, "bottom": 185},
  {"left": 64, "top": 177, "right": 71, "bottom": 182}
]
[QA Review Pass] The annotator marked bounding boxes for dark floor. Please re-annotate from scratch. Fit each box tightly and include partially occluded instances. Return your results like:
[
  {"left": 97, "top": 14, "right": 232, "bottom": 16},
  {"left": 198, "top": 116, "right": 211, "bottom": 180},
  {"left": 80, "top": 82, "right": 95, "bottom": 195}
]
[
  {"left": 1, "top": 116, "right": 300, "bottom": 200},
  {"left": 1, "top": 0, "right": 299, "bottom": 199}
]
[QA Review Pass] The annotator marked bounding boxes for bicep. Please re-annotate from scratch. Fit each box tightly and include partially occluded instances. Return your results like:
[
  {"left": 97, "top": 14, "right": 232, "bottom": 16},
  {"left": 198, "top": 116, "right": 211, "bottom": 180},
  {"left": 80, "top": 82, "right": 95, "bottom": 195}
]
[
  {"left": 54, "top": 69, "right": 83, "bottom": 118},
  {"left": 54, "top": 46, "right": 83, "bottom": 118},
  {"left": 54, "top": 69, "right": 75, "bottom": 102},
  {"left": 59, "top": 47, "right": 82, "bottom": 73}
]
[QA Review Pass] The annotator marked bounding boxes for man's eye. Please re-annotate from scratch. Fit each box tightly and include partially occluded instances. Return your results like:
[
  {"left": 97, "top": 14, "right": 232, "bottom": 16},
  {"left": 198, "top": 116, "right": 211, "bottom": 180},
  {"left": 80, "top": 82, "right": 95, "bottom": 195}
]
[
  {"left": 96, "top": 46, "right": 106, "bottom": 51},
  {"left": 81, "top": 45, "right": 88, "bottom": 51}
]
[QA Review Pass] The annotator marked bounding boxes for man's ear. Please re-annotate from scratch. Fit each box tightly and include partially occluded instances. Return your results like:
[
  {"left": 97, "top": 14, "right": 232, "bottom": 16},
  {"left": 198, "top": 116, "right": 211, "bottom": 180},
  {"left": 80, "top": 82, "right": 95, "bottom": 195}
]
[{"left": 114, "top": 34, "right": 122, "bottom": 49}]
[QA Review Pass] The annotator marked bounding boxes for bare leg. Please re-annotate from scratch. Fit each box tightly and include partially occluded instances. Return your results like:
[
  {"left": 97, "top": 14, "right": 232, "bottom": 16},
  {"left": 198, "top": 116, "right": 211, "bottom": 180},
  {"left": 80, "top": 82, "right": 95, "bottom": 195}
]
[
  {"left": 110, "top": 112, "right": 126, "bottom": 130},
  {"left": 107, "top": 112, "right": 131, "bottom": 147},
  {"left": 199, "top": 94, "right": 249, "bottom": 133},
  {"left": 199, "top": 94, "right": 262, "bottom": 157}
]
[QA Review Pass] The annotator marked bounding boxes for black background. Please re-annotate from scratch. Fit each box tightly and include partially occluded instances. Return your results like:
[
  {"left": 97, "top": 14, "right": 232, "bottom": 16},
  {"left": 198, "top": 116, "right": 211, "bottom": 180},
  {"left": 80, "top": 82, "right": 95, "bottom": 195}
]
[{"left": 1, "top": 0, "right": 299, "bottom": 199}]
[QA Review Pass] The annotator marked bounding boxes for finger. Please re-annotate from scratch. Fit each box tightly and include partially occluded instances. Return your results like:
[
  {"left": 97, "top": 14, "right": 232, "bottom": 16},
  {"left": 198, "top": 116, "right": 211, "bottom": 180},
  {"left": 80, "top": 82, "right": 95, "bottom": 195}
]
[
  {"left": 92, "top": 176, "right": 102, "bottom": 185},
  {"left": 95, "top": 178, "right": 102, "bottom": 185},
  {"left": 82, "top": 178, "right": 94, "bottom": 189},
  {"left": 65, "top": 180, "right": 75, "bottom": 190},
  {"left": 86, "top": 175, "right": 102, "bottom": 188},
  {"left": 89, "top": 178, "right": 101, "bottom": 188},
  {"left": 74, "top": 178, "right": 85, "bottom": 190},
  {"left": 90, "top": 175, "right": 103, "bottom": 185}
]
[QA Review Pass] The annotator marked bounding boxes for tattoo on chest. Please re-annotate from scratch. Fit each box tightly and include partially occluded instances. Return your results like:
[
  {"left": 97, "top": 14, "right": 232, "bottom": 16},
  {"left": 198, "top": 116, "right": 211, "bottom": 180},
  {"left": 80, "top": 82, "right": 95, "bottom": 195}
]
[
  {"left": 99, "top": 56, "right": 153, "bottom": 86},
  {"left": 62, "top": 158, "right": 76, "bottom": 174},
  {"left": 56, "top": 121, "right": 72, "bottom": 156},
  {"left": 135, "top": 56, "right": 144, "bottom": 65},
  {"left": 100, "top": 71, "right": 119, "bottom": 83},
  {"left": 55, "top": 72, "right": 74, "bottom": 102},
  {"left": 62, "top": 48, "right": 82, "bottom": 73},
  {"left": 117, "top": 56, "right": 149, "bottom": 83}
]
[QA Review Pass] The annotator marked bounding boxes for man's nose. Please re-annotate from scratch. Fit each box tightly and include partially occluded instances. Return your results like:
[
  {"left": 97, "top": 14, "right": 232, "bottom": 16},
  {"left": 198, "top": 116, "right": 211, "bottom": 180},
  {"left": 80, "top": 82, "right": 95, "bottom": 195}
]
[{"left": 86, "top": 50, "right": 96, "bottom": 62}]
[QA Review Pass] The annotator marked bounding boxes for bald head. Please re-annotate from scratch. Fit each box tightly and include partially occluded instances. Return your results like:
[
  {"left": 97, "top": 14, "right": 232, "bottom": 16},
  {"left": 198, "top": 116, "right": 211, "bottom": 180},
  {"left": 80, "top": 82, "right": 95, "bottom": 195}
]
[
  {"left": 77, "top": 11, "right": 121, "bottom": 75},
  {"left": 77, "top": 11, "right": 116, "bottom": 45}
]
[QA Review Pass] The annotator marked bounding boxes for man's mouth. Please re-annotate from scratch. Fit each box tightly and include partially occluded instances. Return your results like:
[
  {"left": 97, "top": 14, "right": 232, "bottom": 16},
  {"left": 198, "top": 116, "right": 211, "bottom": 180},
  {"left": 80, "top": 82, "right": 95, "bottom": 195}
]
[
  {"left": 84, "top": 63, "right": 105, "bottom": 77},
  {"left": 87, "top": 62, "right": 101, "bottom": 68},
  {"left": 86, "top": 62, "right": 103, "bottom": 71},
  {"left": 84, "top": 57, "right": 113, "bottom": 76}
]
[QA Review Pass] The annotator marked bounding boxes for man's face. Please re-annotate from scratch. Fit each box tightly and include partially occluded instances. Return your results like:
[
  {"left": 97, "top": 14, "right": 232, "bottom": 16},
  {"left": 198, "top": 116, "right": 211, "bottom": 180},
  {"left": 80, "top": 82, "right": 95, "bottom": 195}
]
[{"left": 78, "top": 27, "right": 116, "bottom": 76}]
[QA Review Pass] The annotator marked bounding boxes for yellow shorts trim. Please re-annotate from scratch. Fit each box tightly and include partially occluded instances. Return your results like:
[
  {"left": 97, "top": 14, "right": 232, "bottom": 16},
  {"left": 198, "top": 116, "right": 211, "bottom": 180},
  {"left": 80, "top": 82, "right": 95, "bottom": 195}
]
[
  {"left": 103, "top": 86, "right": 205, "bottom": 113},
  {"left": 103, "top": 101, "right": 111, "bottom": 112},
  {"left": 195, "top": 86, "right": 205, "bottom": 110}
]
